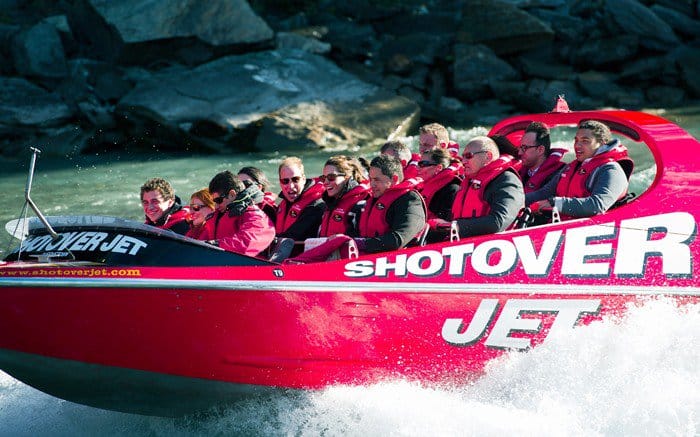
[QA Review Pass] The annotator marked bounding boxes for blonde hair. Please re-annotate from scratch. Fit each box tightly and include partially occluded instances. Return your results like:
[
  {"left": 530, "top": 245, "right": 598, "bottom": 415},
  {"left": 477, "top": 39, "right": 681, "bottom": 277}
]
[{"left": 278, "top": 156, "right": 304, "bottom": 176}]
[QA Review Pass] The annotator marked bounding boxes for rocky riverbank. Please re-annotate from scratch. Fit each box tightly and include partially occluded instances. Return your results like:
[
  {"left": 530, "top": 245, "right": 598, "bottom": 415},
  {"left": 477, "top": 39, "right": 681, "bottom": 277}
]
[{"left": 1, "top": 0, "right": 699, "bottom": 158}]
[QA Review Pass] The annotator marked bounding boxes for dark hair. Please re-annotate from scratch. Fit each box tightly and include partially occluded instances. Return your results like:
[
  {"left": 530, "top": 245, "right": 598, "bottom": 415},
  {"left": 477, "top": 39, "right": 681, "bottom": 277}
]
[
  {"left": 238, "top": 166, "right": 271, "bottom": 192},
  {"left": 489, "top": 134, "right": 520, "bottom": 158},
  {"left": 524, "top": 121, "right": 552, "bottom": 154},
  {"left": 209, "top": 170, "right": 244, "bottom": 196},
  {"left": 325, "top": 155, "right": 366, "bottom": 183},
  {"left": 422, "top": 147, "right": 451, "bottom": 168},
  {"left": 380, "top": 140, "right": 412, "bottom": 163},
  {"left": 370, "top": 154, "right": 404, "bottom": 181},
  {"left": 578, "top": 120, "right": 612, "bottom": 144},
  {"left": 140, "top": 177, "right": 175, "bottom": 201}
]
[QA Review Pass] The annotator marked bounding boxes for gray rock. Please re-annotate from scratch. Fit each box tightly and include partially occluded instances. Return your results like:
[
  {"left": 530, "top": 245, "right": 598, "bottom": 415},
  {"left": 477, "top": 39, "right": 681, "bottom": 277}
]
[
  {"left": 577, "top": 71, "right": 623, "bottom": 100},
  {"left": 569, "top": 35, "right": 639, "bottom": 67},
  {"left": 650, "top": 5, "right": 700, "bottom": 38},
  {"left": 276, "top": 32, "right": 330, "bottom": 55},
  {"left": 0, "top": 77, "right": 73, "bottom": 128},
  {"left": 453, "top": 44, "right": 519, "bottom": 100},
  {"left": 116, "top": 49, "right": 419, "bottom": 151},
  {"left": 458, "top": 0, "right": 554, "bottom": 55},
  {"left": 646, "top": 85, "right": 685, "bottom": 107},
  {"left": 605, "top": 0, "right": 679, "bottom": 51},
  {"left": 68, "top": 0, "right": 274, "bottom": 64},
  {"left": 11, "top": 22, "right": 68, "bottom": 79},
  {"left": 654, "top": 0, "right": 695, "bottom": 17},
  {"left": 671, "top": 47, "right": 700, "bottom": 97}
]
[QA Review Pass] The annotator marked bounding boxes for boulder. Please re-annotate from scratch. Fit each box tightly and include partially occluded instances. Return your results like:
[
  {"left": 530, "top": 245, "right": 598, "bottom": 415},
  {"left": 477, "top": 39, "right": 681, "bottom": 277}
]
[
  {"left": 67, "top": 0, "right": 274, "bottom": 65},
  {"left": 457, "top": 0, "right": 554, "bottom": 55},
  {"left": 11, "top": 22, "right": 68, "bottom": 79},
  {"left": 0, "top": 77, "right": 73, "bottom": 128},
  {"left": 604, "top": 0, "right": 679, "bottom": 51},
  {"left": 115, "top": 49, "right": 419, "bottom": 152},
  {"left": 453, "top": 44, "right": 519, "bottom": 100},
  {"left": 650, "top": 5, "right": 700, "bottom": 38},
  {"left": 671, "top": 47, "right": 700, "bottom": 97}
]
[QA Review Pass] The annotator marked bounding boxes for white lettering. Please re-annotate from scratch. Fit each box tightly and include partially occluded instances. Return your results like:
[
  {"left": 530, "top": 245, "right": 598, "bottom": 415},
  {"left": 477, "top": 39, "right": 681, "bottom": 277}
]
[
  {"left": 442, "top": 299, "right": 499, "bottom": 345},
  {"left": 561, "top": 224, "right": 615, "bottom": 276},
  {"left": 615, "top": 212, "right": 695, "bottom": 276},
  {"left": 471, "top": 240, "right": 517, "bottom": 275},
  {"left": 344, "top": 260, "right": 375, "bottom": 278},
  {"left": 375, "top": 254, "right": 407, "bottom": 277},
  {"left": 442, "top": 244, "right": 474, "bottom": 276},
  {"left": 406, "top": 250, "right": 444, "bottom": 276},
  {"left": 513, "top": 230, "right": 563, "bottom": 276}
]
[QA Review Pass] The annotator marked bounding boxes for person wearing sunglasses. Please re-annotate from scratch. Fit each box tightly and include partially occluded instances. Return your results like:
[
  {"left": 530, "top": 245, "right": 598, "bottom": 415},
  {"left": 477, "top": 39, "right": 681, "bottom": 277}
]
[
  {"left": 184, "top": 188, "right": 215, "bottom": 240},
  {"left": 449, "top": 136, "right": 524, "bottom": 238},
  {"left": 526, "top": 120, "right": 633, "bottom": 221},
  {"left": 238, "top": 166, "right": 277, "bottom": 222},
  {"left": 417, "top": 147, "right": 462, "bottom": 243},
  {"left": 380, "top": 140, "right": 420, "bottom": 180},
  {"left": 317, "top": 155, "right": 371, "bottom": 237},
  {"left": 419, "top": 123, "right": 464, "bottom": 173},
  {"left": 197, "top": 170, "right": 275, "bottom": 257},
  {"left": 275, "top": 157, "right": 326, "bottom": 245},
  {"left": 140, "top": 177, "right": 190, "bottom": 235},
  {"left": 517, "top": 122, "right": 567, "bottom": 193}
]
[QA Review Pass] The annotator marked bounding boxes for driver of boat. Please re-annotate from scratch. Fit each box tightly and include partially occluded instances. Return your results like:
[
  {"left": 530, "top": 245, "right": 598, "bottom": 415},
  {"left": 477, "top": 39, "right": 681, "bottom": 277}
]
[
  {"left": 526, "top": 120, "right": 633, "bottom": 220},
  {"left": 199, "top": 170, "right": 275, "bottom": 257},
  {"left": 140, "top": 177, "right": 190, "bottom": 235},
  {"left": 445, "top": 136, "right": 524, "bottom": 238}
]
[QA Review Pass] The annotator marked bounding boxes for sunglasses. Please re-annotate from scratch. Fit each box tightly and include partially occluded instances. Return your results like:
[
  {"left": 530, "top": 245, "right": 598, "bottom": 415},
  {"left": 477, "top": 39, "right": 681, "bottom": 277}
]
[
  {"left": 519, "top": 144, "right": 540, "bottom": 152},
  {"left": 213, "top": 195, "right": 227, "bottom": 204},
  {"left": 280, "top": 176, "right": 302, "bottom": 185},
  {"left": 190, "top": 204, "right": 206, "bottom": 211},
  {"left": 417, "top": 160, "right": 438, "bottom": 168},
  {"left": 318, "top": 173, "right": 345, "bottom": 182},
  {"left": 462, "top": 150, "right": 488, "bottom": 160}
]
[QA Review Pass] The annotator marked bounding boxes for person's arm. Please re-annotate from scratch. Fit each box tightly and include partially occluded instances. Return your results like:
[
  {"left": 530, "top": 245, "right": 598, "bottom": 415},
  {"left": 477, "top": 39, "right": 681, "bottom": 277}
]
[
  {"left": 557, "top": 162, "right": 628, "bottom": 217},
  {"left": 456, "top": 171, "right": 524, "bottom": 238},
  {"left": 362, "top": 191, "right": 426, "bottom": 253},
  {"left": 277, "top": 200, "right": 327, "bottom": 240},
  {"left": 431, "top": 183, "right": 460, "bottom": 221},
  {"left": 218, "top": 208, "right": 276, "bottom": 256},
  {"left": 525, "top": 171, "right": 557, "bottom": 206}
]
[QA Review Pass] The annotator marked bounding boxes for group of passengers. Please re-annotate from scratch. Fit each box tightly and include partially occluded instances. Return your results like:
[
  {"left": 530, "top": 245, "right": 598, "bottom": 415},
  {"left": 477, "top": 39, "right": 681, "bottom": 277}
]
[{"left": 139, "top": 119, "right": 633, "bottom": 261}]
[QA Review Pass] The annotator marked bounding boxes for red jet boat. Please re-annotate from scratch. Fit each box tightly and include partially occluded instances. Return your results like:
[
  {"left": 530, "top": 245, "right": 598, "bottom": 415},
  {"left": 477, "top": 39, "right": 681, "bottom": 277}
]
[{"left": 1, "top": 101, "right": 698, "bottom": 416}]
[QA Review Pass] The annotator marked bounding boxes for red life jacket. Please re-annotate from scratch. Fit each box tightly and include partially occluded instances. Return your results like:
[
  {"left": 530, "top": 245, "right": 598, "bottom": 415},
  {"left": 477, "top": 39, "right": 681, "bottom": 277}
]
[
  {"left": 419, "top": 165, "right": 462, "bottom": 220},
  {"left": 452, "top": 156, "right": 516, "bottom": 219},
  {"left": 319, "top": 182, "right": 371, "bottom": 237},
  {"left": 359, "top": 178, "right": 422, "bottom": 237},
  {"left": 404, "top": 154, "right": 421, "bottom": 180},
  {"left": 275, "top": 180, "right": 325, "bottom": 234},
  {"left": 555, "top": 143, "right": 633, "bottom": 198},
  {"left": 519, "top": 148, "right": 568, "bottom": 193}
]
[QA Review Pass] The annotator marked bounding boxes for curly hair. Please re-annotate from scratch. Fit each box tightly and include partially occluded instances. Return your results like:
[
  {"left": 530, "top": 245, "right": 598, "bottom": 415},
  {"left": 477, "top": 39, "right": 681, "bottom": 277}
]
[{"left": 140, "top": 177, "right": 175, "bottom": 201}]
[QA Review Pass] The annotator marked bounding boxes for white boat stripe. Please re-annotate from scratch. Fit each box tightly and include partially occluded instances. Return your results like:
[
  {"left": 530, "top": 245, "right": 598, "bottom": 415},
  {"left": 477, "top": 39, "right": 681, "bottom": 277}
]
[{"left": 0, "top": 277, "right": 699, "bottom": 296}]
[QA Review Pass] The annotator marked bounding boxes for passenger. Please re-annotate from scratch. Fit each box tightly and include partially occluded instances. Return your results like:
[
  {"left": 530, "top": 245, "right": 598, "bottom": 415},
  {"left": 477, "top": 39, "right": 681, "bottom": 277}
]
[
  {"left": 200, "top": 170, "right": 275, "bottom": 257},
  {"left": 418, "top": 122, "right": 460, "bottom": 157},
  {"left": 489, "top": 134, "right": 520, "bottom": 160},
  {"left": 448, "top": 136, "right": 524, "bottom": 238},
  {"left": 284, "top": 155, "right": 425, "bottom": 263},
  {"left": 140, "top": 177, "right": 190, "bottom": 235},
  {"left": 318, "top": 155, "right": 371, "bottom": 237},
  {"left": 517, "top": 122, "right": 566, "bottom": 193},
  {"left": 185, "top": 188, "right": 215, "bottom": 240},
  {"left": 275, "top": 157, "right": 326, "bottom": 241},
  {"left": 527, "top": 119, "right": 633, "bottom": 219},
  {"left": 380, "top": 140, "right": 419, "bottom": 179},
  {"left": 417, "top": 147, "right": 461, "bottom": 243},
  {"left": 355, "top": 154, "right": 426, "bottom": 253},
  {"left": 238, "top": 166, "right": 277, "bottom": 221}
]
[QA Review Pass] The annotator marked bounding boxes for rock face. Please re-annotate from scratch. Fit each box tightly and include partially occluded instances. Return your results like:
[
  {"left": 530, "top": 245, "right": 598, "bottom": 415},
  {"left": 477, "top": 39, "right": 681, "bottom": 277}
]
[
  {"left": 1, "top": 0, "right": 700, "bottom": 158},
  {"left": 116, "top": 49, "right": 419, "bottom": 152}
]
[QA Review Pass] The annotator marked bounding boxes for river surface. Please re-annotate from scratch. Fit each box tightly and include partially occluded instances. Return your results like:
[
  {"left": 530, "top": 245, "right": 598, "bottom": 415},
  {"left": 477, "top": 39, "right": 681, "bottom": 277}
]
[{"left": 1, "top": 107, "right": 699, "bottom": 436}]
